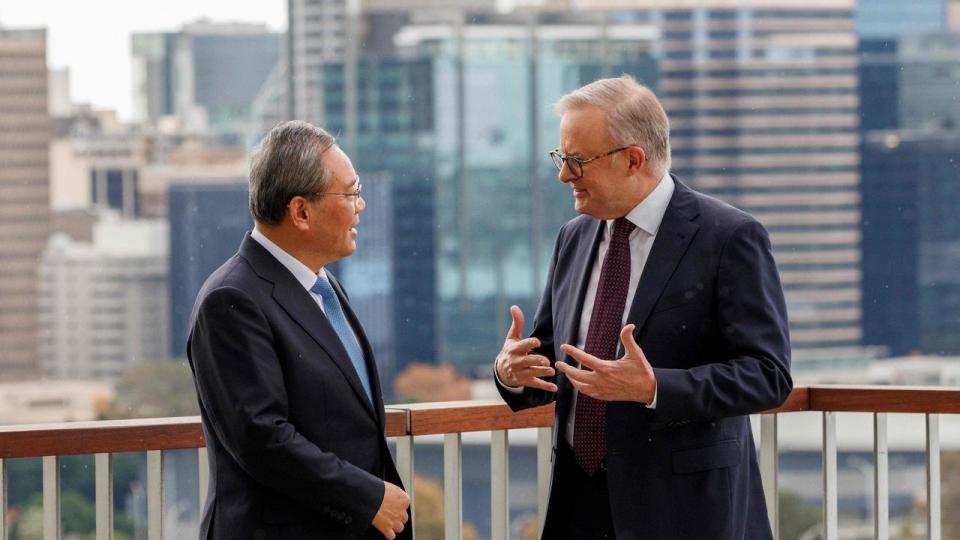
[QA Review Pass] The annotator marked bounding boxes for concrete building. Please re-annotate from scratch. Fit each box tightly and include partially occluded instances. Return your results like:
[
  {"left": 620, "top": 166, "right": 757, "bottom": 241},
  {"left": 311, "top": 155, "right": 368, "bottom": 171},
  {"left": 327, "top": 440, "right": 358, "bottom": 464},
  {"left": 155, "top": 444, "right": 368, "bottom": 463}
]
[
  {"left": 0, "top": 28, "right": 51, "bottom": 380},
  {"left": 50, "top": 107, "right": 143, "bottom": 217},
  {"left": 38, "top": 217, "right": 169, "bottom": 380}
]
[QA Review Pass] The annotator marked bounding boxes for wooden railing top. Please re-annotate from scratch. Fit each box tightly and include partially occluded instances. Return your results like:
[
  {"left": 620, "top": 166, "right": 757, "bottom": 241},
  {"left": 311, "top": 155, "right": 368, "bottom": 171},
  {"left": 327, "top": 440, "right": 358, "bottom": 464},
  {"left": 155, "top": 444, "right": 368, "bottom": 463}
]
[{"left": 2, "top": 385, "right": 959, "bottom": 458}]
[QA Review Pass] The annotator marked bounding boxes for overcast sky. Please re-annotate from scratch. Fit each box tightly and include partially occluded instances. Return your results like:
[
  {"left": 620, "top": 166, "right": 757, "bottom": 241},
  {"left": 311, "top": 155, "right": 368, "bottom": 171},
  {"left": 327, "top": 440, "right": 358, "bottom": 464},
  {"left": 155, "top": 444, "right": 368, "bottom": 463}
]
[{"left": 0, "top": 1, "right": 286, "bottom": 120}]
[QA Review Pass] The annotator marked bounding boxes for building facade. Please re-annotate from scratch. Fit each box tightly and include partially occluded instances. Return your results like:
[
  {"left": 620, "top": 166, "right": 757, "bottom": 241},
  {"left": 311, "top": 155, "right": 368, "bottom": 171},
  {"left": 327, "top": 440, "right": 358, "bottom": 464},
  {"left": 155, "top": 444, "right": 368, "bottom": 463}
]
[
  {"left": 168, "top": 183, "right": 252, "bottom": 358},
  {"left": 0, "top": 28, "right": 51, "bottom": 380},
  {"left": 39, "top": 219, "right": 169, "bottom": 380}
]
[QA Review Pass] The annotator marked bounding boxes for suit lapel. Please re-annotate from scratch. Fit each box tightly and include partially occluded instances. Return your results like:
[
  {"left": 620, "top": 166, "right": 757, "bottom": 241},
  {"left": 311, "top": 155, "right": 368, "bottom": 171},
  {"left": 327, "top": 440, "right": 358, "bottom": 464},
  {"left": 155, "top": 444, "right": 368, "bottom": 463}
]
[
  {"left": 239, "top": 235, "right": 379, "bottom": 423},
  {"left": 624, "top": 180, "right": 701, "bottom": 345},
  {"left": 556, "top": 220, "right": 605, "bottom": 401}
]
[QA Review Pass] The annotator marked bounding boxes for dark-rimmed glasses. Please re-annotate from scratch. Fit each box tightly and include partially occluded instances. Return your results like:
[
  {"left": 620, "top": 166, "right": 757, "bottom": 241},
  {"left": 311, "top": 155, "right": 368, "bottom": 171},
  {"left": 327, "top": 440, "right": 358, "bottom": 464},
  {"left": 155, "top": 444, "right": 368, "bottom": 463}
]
[{"left": 549, "top": 147, "right": 632, "bottom": 179}]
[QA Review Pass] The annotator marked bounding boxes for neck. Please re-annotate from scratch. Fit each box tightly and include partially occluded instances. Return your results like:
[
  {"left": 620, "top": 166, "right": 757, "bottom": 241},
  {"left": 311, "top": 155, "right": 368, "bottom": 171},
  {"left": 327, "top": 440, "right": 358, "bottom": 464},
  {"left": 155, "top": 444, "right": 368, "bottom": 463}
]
[{"left": 255, "top": 223, "right": 327, "bottom": 273}]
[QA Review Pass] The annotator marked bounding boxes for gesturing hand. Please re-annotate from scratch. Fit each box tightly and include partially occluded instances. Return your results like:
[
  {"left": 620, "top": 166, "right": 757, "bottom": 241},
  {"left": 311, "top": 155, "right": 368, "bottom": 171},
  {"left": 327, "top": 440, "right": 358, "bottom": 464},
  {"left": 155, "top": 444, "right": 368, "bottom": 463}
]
[
  {"left": 556, "top": 324, "right": 656, "bottom": 403},
  {"left": 371, "top": 481, "right": 410, "bottom": 539},
  {"left": 494, "top": 306, "right": 557, "bottom": 393}
]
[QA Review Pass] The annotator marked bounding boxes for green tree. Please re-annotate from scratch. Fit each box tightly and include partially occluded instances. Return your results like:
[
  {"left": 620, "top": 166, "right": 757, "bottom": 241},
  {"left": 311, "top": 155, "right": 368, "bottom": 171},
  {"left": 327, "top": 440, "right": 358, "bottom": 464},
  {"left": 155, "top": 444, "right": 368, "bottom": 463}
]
[
  {"left": 101, "top": 360, "right": 199, "bottom": 419},
  {"left": 778, "top": 489, "right": 820, "bottom": 540}
]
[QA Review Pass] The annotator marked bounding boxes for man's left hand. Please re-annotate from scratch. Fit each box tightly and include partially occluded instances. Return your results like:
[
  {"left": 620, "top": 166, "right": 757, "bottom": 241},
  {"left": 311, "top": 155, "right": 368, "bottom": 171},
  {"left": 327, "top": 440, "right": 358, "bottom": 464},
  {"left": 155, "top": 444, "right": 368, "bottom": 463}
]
[{"left": 556, "top": 324, "right": 656, "bottom": 403}]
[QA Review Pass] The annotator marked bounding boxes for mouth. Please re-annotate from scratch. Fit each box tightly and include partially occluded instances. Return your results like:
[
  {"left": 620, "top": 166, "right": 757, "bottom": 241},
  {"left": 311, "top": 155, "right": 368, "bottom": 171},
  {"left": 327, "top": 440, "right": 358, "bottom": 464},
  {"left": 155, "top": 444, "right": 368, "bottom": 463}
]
[{"left": 572, "top": 188, "right": 587, "bottom": 198}]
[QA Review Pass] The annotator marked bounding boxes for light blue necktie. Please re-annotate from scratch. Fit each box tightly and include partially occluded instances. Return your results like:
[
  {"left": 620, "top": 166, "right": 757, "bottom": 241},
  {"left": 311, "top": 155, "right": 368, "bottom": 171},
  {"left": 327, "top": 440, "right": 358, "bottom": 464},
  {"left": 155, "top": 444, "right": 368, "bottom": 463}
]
[{"left": 311, "top": 275, "right": 373, "bottom": 404}]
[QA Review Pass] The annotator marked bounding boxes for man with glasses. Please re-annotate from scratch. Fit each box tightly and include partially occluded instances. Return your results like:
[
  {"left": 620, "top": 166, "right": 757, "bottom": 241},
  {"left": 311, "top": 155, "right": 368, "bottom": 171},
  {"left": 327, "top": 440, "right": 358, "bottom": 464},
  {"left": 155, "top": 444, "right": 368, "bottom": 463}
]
[
  {"left": 493, "top": 76, "right": 792, "bottom": 539},
  {"left": 187, "top": 120, "right": 410, "bottom": 539}
]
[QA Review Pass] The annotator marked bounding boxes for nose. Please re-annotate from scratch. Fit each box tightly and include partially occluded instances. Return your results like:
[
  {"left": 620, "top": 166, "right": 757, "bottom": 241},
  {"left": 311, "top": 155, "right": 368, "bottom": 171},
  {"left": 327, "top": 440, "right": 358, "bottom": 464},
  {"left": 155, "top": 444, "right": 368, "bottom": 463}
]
[
  {"left": 356, "top": 195, "right": 366, "bottom": 213},
  {"left": 558, "top": 162, "right": 577, "bottom": 184}
]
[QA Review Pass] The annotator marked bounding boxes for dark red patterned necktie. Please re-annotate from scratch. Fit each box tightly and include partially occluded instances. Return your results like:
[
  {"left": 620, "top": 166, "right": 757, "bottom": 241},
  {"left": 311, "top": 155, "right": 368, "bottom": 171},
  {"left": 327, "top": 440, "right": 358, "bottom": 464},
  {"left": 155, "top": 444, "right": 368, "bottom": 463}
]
[{"left": 572, "top": 217, "right": 635, "bottom": 475}]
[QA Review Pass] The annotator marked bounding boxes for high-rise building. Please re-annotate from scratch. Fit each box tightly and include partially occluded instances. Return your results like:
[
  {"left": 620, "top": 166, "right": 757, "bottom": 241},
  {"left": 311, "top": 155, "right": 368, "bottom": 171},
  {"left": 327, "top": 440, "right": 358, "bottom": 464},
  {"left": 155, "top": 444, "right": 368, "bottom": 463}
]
[
  {"left": 285, "top": 0, "right": 497, "bottom": 126},
  {"left": 861, "top": 130, "right": 960, "bottom": 356},
  {"left": 131, "top": 32, "right": 178, "bottom": 124},
  {"left": 0, "top": 28, "right": 51, "bottom": 380},
  {"left": 39, "top": 218, "right": 169, "bottom": 380},
  {"left": 567, "top": 2, "right": 864, "bottom": 362},
  {"left": 132, "top": 23, "right": 280, "bottom": 142},
  {"left": 322, "top": 22, "right": 658, "bottom": 372},
  {"left": 168, "top": 183, "right": 252, "bottom": 358}
]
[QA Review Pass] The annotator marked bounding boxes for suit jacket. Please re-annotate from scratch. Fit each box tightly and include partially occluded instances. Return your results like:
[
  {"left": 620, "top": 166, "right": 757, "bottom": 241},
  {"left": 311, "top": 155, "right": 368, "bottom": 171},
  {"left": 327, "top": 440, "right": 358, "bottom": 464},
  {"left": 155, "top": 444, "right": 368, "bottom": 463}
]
[
  {"left": 497, "top": 179, "right": 792, "bottom": 539},
  {"left": 187, "top": 233, "right": 410, "bottom": 540}
]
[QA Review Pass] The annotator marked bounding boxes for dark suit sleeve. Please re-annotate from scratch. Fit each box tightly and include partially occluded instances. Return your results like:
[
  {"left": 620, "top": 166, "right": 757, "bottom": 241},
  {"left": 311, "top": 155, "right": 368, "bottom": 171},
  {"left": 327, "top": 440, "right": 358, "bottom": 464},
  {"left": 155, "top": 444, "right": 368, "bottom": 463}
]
[
  {"left": 189, "top": 285, "right": 383, "bottom": 534},
  {"left": 652, "top": 219, "right": 793, "bottom": 423},
  {"left": 495, "top": 226, "right": 563, "bottom": 412}
]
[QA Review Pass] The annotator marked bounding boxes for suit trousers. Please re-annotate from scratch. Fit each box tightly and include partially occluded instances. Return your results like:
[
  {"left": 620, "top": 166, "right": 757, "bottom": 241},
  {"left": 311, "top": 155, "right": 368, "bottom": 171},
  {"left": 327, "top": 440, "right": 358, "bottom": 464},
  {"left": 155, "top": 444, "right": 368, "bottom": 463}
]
[{"left": 543, "top": 441, "right": 616, "bottom": 540}]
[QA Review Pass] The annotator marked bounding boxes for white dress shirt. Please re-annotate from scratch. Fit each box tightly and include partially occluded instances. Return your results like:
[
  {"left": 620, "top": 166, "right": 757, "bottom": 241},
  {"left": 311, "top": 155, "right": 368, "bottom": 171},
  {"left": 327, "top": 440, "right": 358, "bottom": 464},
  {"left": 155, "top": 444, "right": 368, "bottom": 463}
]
[{"left": 499, "top": 173, "right": 675, "bottom": 445}]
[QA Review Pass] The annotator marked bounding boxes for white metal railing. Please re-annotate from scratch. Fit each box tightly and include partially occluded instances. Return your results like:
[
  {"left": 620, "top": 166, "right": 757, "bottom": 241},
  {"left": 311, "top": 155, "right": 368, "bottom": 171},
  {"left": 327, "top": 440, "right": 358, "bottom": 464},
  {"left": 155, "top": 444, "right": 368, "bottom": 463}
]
[{"left": 1, "top": 387, "right": 959, "bottom": 540}]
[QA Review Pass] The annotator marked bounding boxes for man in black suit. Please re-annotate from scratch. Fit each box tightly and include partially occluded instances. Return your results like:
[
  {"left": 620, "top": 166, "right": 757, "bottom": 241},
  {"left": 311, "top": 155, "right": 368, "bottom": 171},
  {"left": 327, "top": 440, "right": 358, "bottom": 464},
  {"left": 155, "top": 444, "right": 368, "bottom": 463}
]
[
  {"left": 188, "top": 120, "right": 410, "bottom": 539},
  {"left": 494, "top": 76, "right": 792, "bottom": 539}
]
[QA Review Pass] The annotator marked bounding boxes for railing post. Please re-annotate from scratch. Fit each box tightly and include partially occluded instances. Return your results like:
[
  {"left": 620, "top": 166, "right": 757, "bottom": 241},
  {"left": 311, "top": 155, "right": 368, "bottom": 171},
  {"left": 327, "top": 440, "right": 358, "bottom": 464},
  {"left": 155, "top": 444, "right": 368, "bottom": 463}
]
[
  {"left": 95, "top": 453, "right": 113, "bottom": 540},
  {"left": 490, "top": 430, "right": 509, "bottom": 540},
  {"left": 43, "top": 455, "right": 60, "bottom": 540},
  {"left": 0, "top": 457, "right": 7, "bottom": 540},
  {"left": 874, "top": 413, "right": 888, "bottom": 540},
  {"left": 927, "top": 414, "right": 941, "bottom": 540},
  {"left": 198, "top": 447, "right": 209, "bottom": 518},
  {"left": 760, "top": 414, "right": 778, "bottom": 540},
  {"left": 822, "top": 412, "right": 837, "bottom": 540},
  {"left": 536, "top": 426, "right": 552, "bottom": 536},
  {"left": 443, "top": 433, "right": 462, "bottom": 540},
  {"left": 395, "top": 436, "right": 415, "bottom": 539},
  {"left": 147, "top": 450, "right": 164, "bottom": 540}
]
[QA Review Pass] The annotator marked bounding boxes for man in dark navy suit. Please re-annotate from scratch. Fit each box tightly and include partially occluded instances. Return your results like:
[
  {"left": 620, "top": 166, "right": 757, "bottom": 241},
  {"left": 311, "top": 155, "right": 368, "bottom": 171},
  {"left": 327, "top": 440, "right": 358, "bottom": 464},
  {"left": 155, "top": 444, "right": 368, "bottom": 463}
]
[
  {"left": 188, "top": 121, "right": 410, "bottom": 539},
  {"left": 494, "top": 76, "right": 792, "bottom": 539}
]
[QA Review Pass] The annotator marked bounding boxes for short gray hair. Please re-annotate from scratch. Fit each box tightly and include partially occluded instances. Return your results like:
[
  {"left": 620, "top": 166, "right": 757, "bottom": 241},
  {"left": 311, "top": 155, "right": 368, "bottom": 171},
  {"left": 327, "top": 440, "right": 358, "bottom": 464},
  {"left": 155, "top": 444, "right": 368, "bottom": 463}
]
[
  {"left": 555, "top": 75, "right": 671, "bottom": 175},
  {"left": 248, "top": 120, "right": 337, "bottom": 225}
]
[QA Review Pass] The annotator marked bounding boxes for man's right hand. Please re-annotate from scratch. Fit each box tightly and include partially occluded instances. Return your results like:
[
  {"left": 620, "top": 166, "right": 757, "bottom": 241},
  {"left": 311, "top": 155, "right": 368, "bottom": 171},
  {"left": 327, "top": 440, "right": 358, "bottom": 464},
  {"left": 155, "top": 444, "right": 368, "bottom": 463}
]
[
  {"left": 371, "top": 481, "right": 409, "bottom": 539},
  {"left": 494, "top": 306, "right": 558, "bottom": 392}
]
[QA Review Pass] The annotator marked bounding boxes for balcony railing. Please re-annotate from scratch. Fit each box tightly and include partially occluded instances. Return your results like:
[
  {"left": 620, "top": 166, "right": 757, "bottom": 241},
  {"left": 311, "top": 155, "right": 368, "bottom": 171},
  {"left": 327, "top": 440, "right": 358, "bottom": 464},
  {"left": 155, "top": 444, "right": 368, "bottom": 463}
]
[{"left": 1, "top": 385, "right": 958, "bottom": 540}]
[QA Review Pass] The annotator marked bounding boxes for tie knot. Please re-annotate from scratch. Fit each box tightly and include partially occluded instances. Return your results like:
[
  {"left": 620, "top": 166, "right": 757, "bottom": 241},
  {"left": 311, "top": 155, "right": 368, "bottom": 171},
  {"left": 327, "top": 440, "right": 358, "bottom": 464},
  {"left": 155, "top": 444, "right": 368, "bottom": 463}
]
[
  {"left": 613, "top": 217, "right": 635, "bottom": 240},
  {"left": 311, "top": 275, "right": 336, "bottom": 301}
]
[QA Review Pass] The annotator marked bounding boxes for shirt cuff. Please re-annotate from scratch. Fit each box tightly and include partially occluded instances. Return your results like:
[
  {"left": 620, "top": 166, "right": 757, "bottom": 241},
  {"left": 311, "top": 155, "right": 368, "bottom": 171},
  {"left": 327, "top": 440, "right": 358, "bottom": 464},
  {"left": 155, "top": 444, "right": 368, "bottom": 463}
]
[
  {"left": 645, "top": 385, "right": 657, "bottom": 409},
  {"left": 494, "top": 366, "right": 524, "bottom": 394}
]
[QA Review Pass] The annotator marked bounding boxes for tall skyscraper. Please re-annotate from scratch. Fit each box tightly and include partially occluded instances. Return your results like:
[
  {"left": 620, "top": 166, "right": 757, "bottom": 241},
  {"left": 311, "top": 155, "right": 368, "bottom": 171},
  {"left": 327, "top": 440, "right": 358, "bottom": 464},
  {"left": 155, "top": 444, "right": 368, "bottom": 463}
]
[
  {"left": 0, "top": 28, "right": 51, "bottom": 380},
  {"left": 39, "top": 219, "right": 169, "bottom": 380},
  {"left": 132, "top": 23, "right": 280, "bottom": 142},
  {"left": 569, "top": 1, "right": 865, "bottom": 363},
  {"left": 861, "top": 130, "right": 960, "bottom": 355},
  {"left": 168, "top": 183, "right": 252, "bottom": 357},
  {"left": 321, "top": 22, "right": 657, "bottom": 372}
]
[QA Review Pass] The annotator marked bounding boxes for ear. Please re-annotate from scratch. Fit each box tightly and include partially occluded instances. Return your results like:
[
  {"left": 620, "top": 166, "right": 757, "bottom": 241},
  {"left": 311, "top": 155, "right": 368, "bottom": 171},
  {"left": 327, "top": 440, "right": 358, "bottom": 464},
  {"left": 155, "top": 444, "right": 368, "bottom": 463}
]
[
  {"left": 625, "top": 146, "right": 646, "bottom": 175},
  {"left": 287, "top": 196, "right": 312, "bottom": 231}
]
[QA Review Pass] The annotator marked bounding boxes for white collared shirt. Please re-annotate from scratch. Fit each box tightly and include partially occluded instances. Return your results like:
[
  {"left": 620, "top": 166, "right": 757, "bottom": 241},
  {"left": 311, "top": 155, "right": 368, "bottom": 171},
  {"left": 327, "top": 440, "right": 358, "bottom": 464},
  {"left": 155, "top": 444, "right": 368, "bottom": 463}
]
[
  {"left": 250, "top": 227, "right": 331, "bottom": 314},
  {"left": 561, "top": 172, "right": 675, "bottom": 443}
]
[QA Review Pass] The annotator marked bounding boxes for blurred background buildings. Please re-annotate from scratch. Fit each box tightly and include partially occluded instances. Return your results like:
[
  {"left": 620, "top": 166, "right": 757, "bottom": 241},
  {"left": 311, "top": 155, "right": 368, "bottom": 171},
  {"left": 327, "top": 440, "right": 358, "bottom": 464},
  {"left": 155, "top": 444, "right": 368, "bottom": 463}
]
[{"left": 1, "top": 0, "right": 960, "bottom": 537}]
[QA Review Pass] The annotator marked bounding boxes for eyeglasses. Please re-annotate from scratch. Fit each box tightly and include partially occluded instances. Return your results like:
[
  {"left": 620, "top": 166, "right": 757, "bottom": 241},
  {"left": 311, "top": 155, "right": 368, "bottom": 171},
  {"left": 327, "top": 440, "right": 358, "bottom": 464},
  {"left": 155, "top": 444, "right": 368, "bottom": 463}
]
[
  {"left": 549, "top": 147, "right": 632, "bottom": 179},
  {"left": 306, "top": 177, "right": 363, "bottom": 202},
  {"left": 322, "top": 181, "right": 362, "bottom": 200}
]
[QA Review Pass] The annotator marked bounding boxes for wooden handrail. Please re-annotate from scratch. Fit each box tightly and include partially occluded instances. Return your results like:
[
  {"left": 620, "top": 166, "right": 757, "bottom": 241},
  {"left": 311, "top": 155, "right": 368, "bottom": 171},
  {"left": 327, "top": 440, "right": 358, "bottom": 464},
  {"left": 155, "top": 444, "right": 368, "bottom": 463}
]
[{"left": 2, "top": 386, "right": 960, "bottom": 458}]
